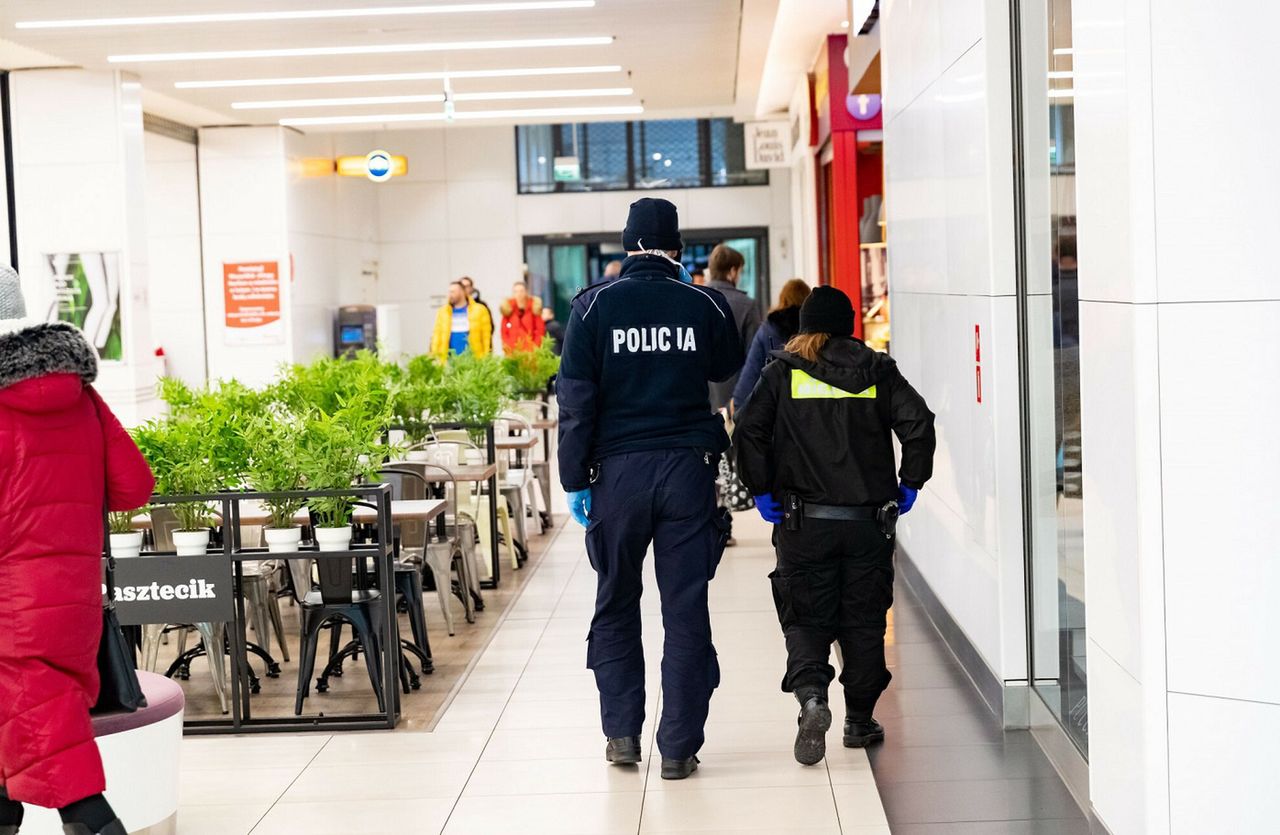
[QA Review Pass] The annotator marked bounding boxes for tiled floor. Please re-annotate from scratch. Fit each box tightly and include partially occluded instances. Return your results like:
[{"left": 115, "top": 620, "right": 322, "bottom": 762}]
[{"left": 176, "top": 510, "right": 1083, "bottom": 834}]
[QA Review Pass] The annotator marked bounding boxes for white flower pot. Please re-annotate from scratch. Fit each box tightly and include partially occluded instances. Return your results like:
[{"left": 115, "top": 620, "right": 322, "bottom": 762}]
[
  {"left": 173, "top": 529, "right": 210, "bottom": 556},
  {"left": 406, "top": 450, "right": 431, "bottom": 463},
  {"left": 264, "top": 527, "right": 303, "bottom": 554},
  {"left": 315, "top": 526, "right": 352, "bottom": 552},
  {"left": 464, "top": 449, "right": 484, "bottom": 465},
  {"left": 110, "top": 531, "right": 144, "bottom": 559}
]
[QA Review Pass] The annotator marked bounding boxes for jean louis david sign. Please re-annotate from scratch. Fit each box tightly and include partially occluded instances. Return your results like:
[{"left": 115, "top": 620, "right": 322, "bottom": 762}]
[
  {"left": 223, "top": 261, "right": 283, "bottom": 346},
  {"left": 745, "top": 121, "right": 793, "bottom": 170}
]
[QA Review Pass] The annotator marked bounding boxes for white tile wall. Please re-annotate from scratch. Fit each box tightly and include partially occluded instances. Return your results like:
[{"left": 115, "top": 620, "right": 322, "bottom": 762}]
[
  {"left": 1168, "top": 692, "right": 1280, "bottom": 834},
  {"left": 1088, "top": 645, "right": 1146, "bottom": 834},
  {"left": 1159, "top": 300, "right": 1280, "bottom": 705}
]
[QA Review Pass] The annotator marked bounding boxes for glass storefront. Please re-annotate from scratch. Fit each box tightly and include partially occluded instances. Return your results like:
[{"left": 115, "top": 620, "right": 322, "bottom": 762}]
[{"left": 1017, "top": 0, "right": 1088, "bottom": 755}]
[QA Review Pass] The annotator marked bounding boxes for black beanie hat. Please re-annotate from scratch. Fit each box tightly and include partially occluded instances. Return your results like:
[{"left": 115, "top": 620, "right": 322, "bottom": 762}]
[
  {"left": 622, "top": 198, "right": 682, "bottom": 252},
  {"left": 799, "top": 285, "right": 855, "bottom": 336}
]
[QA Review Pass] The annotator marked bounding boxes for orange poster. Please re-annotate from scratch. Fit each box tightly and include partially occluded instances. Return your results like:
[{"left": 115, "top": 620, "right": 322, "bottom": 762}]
[{"left": 223, "top": 261, "right": 282, "bottom": 344}]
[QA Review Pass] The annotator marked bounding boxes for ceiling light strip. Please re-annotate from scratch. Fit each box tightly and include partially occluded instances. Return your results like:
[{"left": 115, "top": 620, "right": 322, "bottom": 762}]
[
  {"left": 233, "top": 94, "right": 449, "bottom": 110},
  {"left": 236, "top": 87, "right": 633, "bottom": 109},
  {"left": 279, "top": 104, "right": 644, "bottom": 127},
  {"left": 176, "top": 65, "right": 624, "bottom": 90},
  {"left": 19, "top": 2, "right": 595, "bottom": 29},
  {"left": 110, "top": 36, "right": 614, "bottom": 64}
]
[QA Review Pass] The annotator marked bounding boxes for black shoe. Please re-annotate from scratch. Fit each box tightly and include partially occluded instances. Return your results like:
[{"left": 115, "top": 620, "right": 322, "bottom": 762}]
[
  {"left": 62, "top": 821, "right": 127, "bottom": 835},
  {"left": 842, "top": 717, "right": 885, "bottom": 748},
  {"left": 605, "top": 736, "right": 642, "bottom": 765},
  {"left": 794, "top": 693, "right": 832, "bottom": 766},
  {"left": 660, "top": 756, "right": 699, "bottom": 780}
]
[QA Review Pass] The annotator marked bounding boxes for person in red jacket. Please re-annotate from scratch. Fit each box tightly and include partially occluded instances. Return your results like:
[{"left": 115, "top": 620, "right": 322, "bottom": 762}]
[
  {"left": 499, "top": 281, "right": 545, "bottom": 352},
  {"left": 0, "top": 267, "right": 155, "bottom": 835}
]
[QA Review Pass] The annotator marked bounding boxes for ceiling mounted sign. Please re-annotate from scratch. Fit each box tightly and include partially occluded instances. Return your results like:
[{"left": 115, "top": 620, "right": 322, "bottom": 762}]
[
  {"left": 744, "top": 121, "right": 792, "bottom": 169},
  {"left": 335, "top": 150, "right": 408, "bottom": 181}
]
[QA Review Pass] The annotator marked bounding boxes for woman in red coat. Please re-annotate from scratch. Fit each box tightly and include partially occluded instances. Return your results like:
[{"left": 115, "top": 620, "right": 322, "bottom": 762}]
[
  {"left": 0, "top": 267, "right": 154, "bottom": 835},
  {"left": 500, "top": 280, "right": 546, "bottom": 352}
]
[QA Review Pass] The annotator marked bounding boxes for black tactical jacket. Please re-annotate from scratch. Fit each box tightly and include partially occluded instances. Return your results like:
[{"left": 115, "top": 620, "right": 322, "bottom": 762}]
[{"left": 735, "top": 336, "right": 936, "bottom": 506}]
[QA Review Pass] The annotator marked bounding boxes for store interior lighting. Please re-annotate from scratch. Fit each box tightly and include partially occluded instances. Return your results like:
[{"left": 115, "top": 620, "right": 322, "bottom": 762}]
[
  {"left": 233, "top": 87, "right": 633, "bottom": 109},
  {"left": 175, "top": 65, "right": 625, "bottom": 90},
  {"left": 18, "top": 2, "right": 596, "bottom": 29},
  {"left": 110, "top": 36, "right": 615, "bottom": 63},
  {"left": 279, "top": 103, "right": 643, "bottom": 127}
]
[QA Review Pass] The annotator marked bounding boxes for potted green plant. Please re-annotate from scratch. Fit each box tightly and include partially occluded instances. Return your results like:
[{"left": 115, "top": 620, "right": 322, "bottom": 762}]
[
  {"left": 294, "top": 399, "right": 393, "bottom": 552},
  {"left": 107, "top": 509, "right": 145, "bottom": 558},
  {"left": 502, "top": 342, "right": 560, "bottom": 396},
  {"left": 132, "top": 416, "right": 219, "bottom": 555},
  {"left": 423, "top": 353, "right": 514, "bottom": 449},
  {"left": 243, "top": 411, "right": 309, "bottom": 553},
  {"left": 393, "top": 354, "right": 444, "bottom": 458}
]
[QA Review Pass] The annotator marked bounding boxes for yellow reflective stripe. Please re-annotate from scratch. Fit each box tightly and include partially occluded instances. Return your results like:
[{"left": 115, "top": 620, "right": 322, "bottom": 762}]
[{"left": 789, "top": 369, "right": 876, "bottom": 400}]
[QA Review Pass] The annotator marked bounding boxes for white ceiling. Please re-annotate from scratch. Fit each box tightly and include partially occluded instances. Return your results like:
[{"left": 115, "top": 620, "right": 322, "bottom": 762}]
[{"left": 0, "top": 0, "right": 747, "bottom": 129}]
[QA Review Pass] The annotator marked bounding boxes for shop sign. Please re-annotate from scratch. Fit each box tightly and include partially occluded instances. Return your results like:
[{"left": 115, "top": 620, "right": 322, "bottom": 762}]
[
  {"left": 335, "top": 151, "right": 408, "bottom": 181},
  {"left": 104, "top": 554, "right": 235, "bottom": 626},
  {"left": 223, "top": 261, "right": 283, "bottom": 346},
  {"left": 745, "top": 121, "right": 793, "bottom": 169}
]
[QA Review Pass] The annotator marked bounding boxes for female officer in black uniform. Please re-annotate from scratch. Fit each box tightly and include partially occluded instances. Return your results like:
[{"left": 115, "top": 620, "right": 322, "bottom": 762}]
[{"left": 735, "top": 286, "right": 936, "bottom": 766}]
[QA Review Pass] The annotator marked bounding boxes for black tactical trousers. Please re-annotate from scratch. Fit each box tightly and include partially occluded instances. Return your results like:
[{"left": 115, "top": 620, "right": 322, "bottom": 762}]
[{"left": 770, "top": 518, "right": 895, "bottom": 717}]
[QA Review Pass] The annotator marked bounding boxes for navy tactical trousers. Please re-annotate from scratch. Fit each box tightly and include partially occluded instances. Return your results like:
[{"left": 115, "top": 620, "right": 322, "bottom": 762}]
[{"left": 585, "top": 449, "right": 730, "bottom": 760}]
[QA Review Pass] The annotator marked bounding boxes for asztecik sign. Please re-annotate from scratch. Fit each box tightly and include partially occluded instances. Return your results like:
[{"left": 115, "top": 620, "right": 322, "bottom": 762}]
[
  {"left": 103, "top": 554, "right": 235, "bottom": 626},
  {"left": 223, "top": 261, "right": 283, "bottom": 346}
]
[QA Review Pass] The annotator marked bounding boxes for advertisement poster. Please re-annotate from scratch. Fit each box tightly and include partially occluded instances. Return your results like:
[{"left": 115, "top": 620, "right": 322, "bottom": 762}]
[
  {"left": 44, "top": 252, "right": 123, "bottom": 361},
  {"left": 223, "top": 261, "right": 283, "bottom": 345}
]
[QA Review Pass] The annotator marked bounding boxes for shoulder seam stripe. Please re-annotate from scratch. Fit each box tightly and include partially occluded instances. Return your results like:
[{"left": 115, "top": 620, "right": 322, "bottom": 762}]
[
  {"left": 582, "top": 277, "right": 635, "bottom": 320},
  {"left": 659, "top": 277, "right": 727, "bottom": 319}
]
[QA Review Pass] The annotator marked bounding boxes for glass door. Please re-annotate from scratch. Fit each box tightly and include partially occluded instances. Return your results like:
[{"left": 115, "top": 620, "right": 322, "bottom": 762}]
[{"left": 1017, "top": 0, "right": 1088, "bottom": 755}]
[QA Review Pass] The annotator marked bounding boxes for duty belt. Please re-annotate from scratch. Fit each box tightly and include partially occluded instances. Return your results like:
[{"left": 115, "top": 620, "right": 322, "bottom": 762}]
[{"left": 802, "top": 503, "right": 879, "bottom": 521}]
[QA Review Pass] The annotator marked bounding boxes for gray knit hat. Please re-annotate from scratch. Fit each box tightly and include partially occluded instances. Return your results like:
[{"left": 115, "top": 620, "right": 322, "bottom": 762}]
[{"left": 0, "top": 265, "right": 26, "bottom": 320}]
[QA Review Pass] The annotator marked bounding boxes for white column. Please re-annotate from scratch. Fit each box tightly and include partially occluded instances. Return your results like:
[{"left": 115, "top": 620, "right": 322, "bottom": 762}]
[
  {"left": 8, "top": 68, "right": 163, "bottom": 424},
  {"left": 1075, "top": 0, "right": 1280, "bottom": 832}
]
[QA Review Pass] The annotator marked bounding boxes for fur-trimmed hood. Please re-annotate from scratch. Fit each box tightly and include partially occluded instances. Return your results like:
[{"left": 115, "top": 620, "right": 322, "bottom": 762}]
[{"left": 0, "top": 319, "right": 99, "bottom": 391}]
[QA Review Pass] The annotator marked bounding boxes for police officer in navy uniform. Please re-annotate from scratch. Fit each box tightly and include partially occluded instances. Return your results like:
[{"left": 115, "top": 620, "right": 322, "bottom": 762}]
[
  {"left": 735, "top": 286, "right": 936, "bottom": 766},
  {"left": 558, "top": 198, "right": 743, "bottom": 780}
]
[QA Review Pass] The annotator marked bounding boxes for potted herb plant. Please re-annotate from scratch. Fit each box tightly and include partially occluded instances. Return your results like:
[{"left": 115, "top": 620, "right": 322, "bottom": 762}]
[
  {"left": 502, "top": 342, "right": 560, "bottom": 397},
  {"left": 294, "top": 400, "right": 392, "bottom": 552},
  {"left": 243, "top": 411, "right": 309, "bottom": 553},
  {"left": 107, "top": 510, "right": 145, "bottom": 558},
  {"left": 132, "top": 416, "right": 218, "bottom": 556}
]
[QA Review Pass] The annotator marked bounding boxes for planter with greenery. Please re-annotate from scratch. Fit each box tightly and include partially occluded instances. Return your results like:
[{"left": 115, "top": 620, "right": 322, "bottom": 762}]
[
  {"left": 108, "top": 510, "right": 145, "bottom": 558},
  {"left": 294, "top": 399, "right": 394, "bottom": 551},
  {"left": 132, "top": 415, "right": 219, "bottom": 555},
  {"left": 242, "top": 411, "right": 310, "bottom": 553},
  {"left": 502, "top": 342, "right": 560, "bottom": 397},
  {"left": 421, "top": 353, "right": 514, "bottom": 445},
  {"left": 391, "top": 354, "right": 444, "bottom": 451}
]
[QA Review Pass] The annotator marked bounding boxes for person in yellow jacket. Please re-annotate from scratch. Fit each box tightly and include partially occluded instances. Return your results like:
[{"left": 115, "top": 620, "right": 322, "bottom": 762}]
[{"left": 431, "top": 280, "right": 493, "bottom": 358}]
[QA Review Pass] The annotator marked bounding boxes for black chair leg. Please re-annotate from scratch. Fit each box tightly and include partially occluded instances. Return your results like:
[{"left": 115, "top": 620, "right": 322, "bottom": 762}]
[{"left": 294, "top": 613, "right": 322, "bottom": 715}]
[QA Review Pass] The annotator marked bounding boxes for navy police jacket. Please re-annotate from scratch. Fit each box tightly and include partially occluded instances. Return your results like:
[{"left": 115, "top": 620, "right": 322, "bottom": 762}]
[{"left": 557, "top": 254, "right": 744, "bottom": 491}]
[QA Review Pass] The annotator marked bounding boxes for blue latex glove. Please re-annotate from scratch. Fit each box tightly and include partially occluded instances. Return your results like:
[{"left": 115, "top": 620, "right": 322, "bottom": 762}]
[
  {"left": 567, "top": 488, "right": 592, "bottom": 528},
  {"left": 754, "top": 493, "right": 784, "bottom": 525},
  {"left": 898, "top": 484, "right": 919, "bottom": 515}
]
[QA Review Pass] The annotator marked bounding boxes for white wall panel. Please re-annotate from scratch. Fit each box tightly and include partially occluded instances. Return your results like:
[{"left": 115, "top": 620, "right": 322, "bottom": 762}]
[
  {"left": 447, "top": 179, "right": 519, "bottom": 240},
  {"left": 941, "top": 44, "right": 995, "bottom": 298},
  {"left": 517, "top": 193, "right": 605, "bottom": 236},
  {"left": 1149, "top": 3, "right": 1280, "bottom": 304},
  {"left": 444, "top": 126, "right": 517, "bottom": 183},
  {"left": 1088, "top": 645, "right": 1146, "bottom": 834},
  {"left": 686, "top": 186, "right": 774, "bottom": 230},
  {"left": 1160, "top": 300, "right": 1280, "bottom": 704},
  {"left": 1168, "top": 693, "right": 1280, "bottom": 834},
  {"left": 375, "top": 241, "right": 452, "bottom": 303},
  {"left": 378, "top": 183, "right": 451, "bottom": 243}
]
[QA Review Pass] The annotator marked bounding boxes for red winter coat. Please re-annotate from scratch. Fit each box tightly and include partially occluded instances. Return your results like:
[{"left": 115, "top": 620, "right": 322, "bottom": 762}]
[
  {"left": 500, "top": 296, "right": 545, "bottom": 351},
  {"left": 0, "top": 320, "right": 155, "bottom": 809}
]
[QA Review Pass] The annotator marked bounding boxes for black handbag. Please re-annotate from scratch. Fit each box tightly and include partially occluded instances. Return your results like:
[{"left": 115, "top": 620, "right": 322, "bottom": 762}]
[{"left": 94, "top": 510, "right": 147, "bottom": 715}]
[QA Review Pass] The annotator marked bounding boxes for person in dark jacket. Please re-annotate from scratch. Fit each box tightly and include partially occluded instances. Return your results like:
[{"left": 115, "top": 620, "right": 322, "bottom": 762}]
[
  {"left": 732, "top": 278, "right": 811, "bottom": 412},
  {"left": 0, "top": 267, "right": 156, "bottom": 835},
  {"left": 735, "top": 286, "right": 935, "bottom": 766},
  {"left": 558, "top": 198, "right": 743, "bottom": 781},
  {"left": 706, "top": 244, "right": 761, "bottom": 413},
  {"left": 541, "top": 306, "right": 566, "bottom": 356}
]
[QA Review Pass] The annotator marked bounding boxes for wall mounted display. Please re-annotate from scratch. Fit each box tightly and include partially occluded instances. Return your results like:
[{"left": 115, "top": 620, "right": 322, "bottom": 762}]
[
  {"left": 44, "top": 251, "right": 123, "bottom": 361},
  {"left": 222, "top": 261, "right": 283, "bottom": 346}
]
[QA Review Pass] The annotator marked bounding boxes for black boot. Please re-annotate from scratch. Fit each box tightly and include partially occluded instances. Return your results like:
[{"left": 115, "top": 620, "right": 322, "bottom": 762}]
[
  {"left": 605, "top": 736, "right": 642, "bottom": 765},
  {"left": 61, "top": 822, "right": 126, "bottom": 835},
  {"left": 660, "top": 756, "right": 699, "bottom": 780},
  {"left": 0, "top": 786, "right": 22, "bottom": 835},
  {"left": 842, "top": 716, "right": 885, "bottom": 748},
  {"left": 793, "top": 687, "right": 832, "bottom": 766}
]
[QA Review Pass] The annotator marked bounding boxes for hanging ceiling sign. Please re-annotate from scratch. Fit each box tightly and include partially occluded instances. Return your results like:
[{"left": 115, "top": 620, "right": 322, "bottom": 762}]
[
  {"left": 335, "top": 150, "right": 408, "bottom": 182},
  {"left": 745, "top": 121, "right": 793, "bottom": 169}
]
